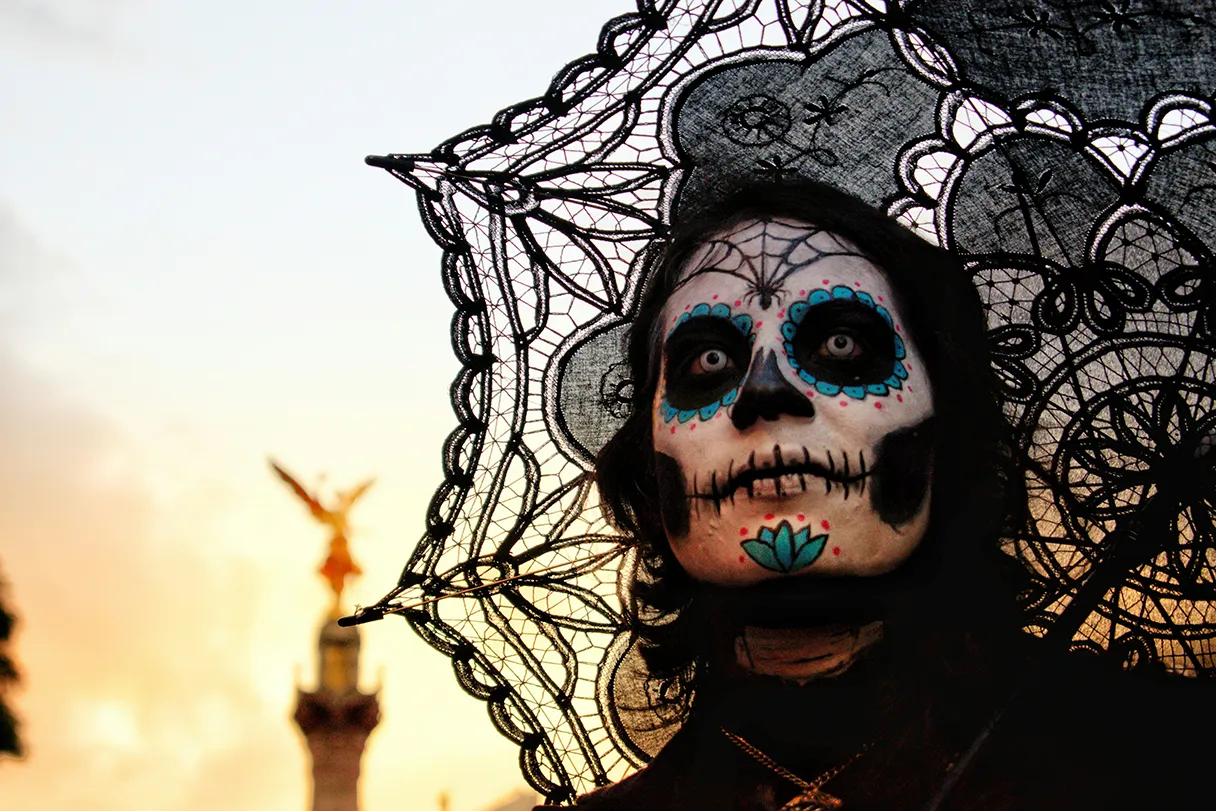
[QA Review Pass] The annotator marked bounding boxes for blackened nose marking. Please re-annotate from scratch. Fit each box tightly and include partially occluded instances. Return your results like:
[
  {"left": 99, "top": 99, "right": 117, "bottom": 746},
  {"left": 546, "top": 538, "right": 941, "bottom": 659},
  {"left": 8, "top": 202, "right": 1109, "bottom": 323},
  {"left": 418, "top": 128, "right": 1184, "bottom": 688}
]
[{"left": 731, "top": 348, "right": 816, "bottom": 430}]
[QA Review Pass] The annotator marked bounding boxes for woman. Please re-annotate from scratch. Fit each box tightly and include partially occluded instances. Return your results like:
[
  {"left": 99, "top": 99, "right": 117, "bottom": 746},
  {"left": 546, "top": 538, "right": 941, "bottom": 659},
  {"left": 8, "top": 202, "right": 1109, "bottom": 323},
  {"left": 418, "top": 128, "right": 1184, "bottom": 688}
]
[{"left": 537, "top": 181, "right": 1207, "bottom": 810}]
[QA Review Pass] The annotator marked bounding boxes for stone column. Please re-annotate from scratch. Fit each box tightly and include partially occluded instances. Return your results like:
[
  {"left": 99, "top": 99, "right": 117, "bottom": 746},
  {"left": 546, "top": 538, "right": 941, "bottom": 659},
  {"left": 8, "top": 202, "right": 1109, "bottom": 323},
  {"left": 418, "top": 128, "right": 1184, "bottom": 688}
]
[{"left": 294, "top": 618, "right": 380, "bottom": 811}]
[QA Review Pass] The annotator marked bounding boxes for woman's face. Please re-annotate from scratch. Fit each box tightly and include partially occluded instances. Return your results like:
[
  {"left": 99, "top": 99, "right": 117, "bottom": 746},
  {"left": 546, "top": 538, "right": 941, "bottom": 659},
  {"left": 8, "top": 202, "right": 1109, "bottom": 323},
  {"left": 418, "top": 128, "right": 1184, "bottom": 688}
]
[{"left": 651, "top": 217, "right": 936, "bottom": 585}]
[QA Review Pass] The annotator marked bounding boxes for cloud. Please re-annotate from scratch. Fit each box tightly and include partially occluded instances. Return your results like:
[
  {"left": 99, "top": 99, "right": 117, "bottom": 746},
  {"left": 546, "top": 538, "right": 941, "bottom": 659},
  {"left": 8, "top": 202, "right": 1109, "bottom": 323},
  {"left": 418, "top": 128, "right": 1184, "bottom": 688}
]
[
  {"left": 0, "top": 207, "right": 531, "bottom": 811},
  {"left": 0, "top": 346, "right": 306, "bottom": 809},
  {"left": 0, "top": 211, "right": 308, "bottom": 809},
  {"left": 0, "top": 0, "right": 128, "bottom": 55},
  {"left": 0, "top": 206, "right": 49, "bottom": 311}
]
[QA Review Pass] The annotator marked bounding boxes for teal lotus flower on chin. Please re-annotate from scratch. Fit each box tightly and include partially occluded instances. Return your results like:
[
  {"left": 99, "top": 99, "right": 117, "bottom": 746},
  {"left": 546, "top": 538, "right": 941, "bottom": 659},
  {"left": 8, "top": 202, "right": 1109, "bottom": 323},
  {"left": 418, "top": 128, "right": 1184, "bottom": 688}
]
[{"left": 740, "top": 521, "right": 828, "bottom": 574}]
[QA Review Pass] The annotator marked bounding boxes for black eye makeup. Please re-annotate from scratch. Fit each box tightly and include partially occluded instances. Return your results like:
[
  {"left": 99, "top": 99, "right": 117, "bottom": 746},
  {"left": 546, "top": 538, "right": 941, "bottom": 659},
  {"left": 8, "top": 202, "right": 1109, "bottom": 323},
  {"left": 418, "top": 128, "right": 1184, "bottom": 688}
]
[
  {"left": 780, "top": 286, "right": 908, "bottom": 399},
  {"left": 661, "top": 310, "right": 754, "bottom": 418}
]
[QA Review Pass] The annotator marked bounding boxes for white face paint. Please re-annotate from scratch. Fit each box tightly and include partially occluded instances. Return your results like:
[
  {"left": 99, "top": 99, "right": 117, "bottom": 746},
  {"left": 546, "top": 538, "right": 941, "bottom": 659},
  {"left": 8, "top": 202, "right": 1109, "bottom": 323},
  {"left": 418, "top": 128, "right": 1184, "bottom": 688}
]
[{"left": 651, "top": 218, "right": 936, "bottom": 585}]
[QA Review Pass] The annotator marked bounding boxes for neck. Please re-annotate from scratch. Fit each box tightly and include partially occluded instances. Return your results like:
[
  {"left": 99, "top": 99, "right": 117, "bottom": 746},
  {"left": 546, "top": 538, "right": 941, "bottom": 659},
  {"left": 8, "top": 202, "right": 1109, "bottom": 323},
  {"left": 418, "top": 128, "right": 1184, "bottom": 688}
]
[
  {"left": 733, "top": 621, "right": 884, "bottom": 683},
  {"left": 701, "top": 620, "right": 889, "bottom": 761}
]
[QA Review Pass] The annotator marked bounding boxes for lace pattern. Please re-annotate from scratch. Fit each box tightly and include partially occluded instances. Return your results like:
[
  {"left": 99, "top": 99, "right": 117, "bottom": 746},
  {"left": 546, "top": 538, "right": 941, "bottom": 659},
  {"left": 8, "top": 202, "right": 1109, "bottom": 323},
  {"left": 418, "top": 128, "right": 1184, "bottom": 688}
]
[{"left": 356, "top": 1, "right": 1216, "bottom": 801}]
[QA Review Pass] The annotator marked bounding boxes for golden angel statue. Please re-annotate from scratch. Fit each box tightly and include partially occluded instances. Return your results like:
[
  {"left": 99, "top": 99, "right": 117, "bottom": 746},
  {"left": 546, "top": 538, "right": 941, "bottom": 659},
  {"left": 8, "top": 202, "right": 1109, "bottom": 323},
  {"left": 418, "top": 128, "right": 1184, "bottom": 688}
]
[{"left": 270, "top": 459, "right": 375, "bottom": 607}]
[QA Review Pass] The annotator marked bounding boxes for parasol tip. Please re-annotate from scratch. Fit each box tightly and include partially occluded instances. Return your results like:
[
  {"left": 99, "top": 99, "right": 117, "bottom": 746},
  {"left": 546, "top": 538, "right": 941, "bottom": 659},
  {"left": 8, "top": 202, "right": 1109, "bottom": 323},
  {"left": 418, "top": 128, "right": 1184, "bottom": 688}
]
[
  {"left": 365, "top": 154, "right": 413, "bottom": 171},
  {"left": 338, "top": 607, "right": 383, "bottom": 627}
]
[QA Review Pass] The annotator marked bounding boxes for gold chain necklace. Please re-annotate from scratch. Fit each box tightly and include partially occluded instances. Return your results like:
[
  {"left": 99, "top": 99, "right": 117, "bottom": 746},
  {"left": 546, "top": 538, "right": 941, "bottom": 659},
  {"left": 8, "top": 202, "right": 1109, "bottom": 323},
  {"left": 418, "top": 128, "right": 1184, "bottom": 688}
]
[{"left": 720, "top": 727, "right": 870, "bottom": 811}]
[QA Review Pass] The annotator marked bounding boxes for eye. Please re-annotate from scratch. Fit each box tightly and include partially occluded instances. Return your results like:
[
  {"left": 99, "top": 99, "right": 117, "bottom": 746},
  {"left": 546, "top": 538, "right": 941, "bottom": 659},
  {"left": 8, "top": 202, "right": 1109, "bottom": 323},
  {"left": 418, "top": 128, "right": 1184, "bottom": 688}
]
[
  {"left": 790, "top": 300, "right": 896, "bottom": 386},
  {"left": 663, "top": 317, "right": 750, "bottom": 410},
  {"left": 821, "top": 333, "right": 860, "bottom": 359},
  {"left": 690, "top": 348, "right": 734, "bottom": 374}
]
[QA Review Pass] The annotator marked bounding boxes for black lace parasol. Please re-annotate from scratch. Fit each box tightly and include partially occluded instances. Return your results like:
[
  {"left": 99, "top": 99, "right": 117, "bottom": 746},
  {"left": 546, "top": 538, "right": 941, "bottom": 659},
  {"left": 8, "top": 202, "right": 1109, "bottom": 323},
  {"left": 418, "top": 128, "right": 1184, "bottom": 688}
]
[{"left": 345, "top": 1, "right": 1216, "bottom": 803}]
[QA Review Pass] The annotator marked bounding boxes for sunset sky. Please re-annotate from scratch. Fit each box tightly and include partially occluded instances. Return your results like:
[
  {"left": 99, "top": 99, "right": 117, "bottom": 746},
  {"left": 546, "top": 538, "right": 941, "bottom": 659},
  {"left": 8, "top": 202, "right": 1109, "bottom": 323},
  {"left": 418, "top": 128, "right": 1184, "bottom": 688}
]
[{"left": 0, "top": 1, "right": 631, "bottom": 808}]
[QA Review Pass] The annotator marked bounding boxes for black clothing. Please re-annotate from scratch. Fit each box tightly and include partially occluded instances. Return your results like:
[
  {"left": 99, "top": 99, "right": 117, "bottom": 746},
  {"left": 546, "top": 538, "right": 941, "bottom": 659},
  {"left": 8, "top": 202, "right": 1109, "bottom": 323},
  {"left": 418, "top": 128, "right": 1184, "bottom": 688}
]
[{"left": 536, "top": 644, "right": 1214, "bottom": 810}]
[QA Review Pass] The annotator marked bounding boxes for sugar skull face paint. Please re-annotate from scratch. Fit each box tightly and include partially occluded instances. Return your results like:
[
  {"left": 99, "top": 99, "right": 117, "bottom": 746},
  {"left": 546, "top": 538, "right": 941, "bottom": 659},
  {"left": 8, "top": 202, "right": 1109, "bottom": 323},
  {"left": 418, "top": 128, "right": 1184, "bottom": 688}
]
[{"left": 652, "top": 218, "right": 936, "bottom": 585}]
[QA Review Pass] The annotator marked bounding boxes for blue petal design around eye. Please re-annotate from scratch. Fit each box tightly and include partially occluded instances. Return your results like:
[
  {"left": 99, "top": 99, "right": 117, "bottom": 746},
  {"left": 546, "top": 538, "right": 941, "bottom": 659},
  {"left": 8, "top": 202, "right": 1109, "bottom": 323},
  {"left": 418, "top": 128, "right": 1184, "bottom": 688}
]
[
  {"left": 885, "top": 374, "right": 902, "bottom": 389},
  {"left": 808, "top": 289, "right": 831, "bottom": 305},
  {"left": 699, "top": 401, "right": 719, "bottom": 420},
  {"left": 789, "top": 301, "right": 808, "bottom": 323},
  {"left": 660, "top": 401, "right": 679, "bottom": 422},
  {"left": 711, "top": 303, "right": 731, "bottom": 318},
  {"left": 677, "top": 409, "right": 697, "bottom": 423},
  {"left": 691, "top": 303, "right": 711, "bottom": 317},
  {"left": 797, "top": 369, "right": 816, "bottom": 387},
  {"left": 781, "top": 322, "right": 797, "bottom": 340},
  {"left": 722, "top": 388, "right": 739, "bottom": 406},
  {"left": 894, "top": 361, "right": 908, "bottom": 380},
  {"left": 816, "top": 380, "right": 841, "bottom": 396},
  {"left": 894, "top": 334, "right": 906, "bottom": 359},
  {"left": 831, "top": 285, "right": 855, "bottom": 300},
  {"left": 876, "top": 305, "right": 893, "bottom": 326},
  {"left": 866, "top": 382, "right": 889, "bottom": 396},
  {"left": 843, "top": 385, "right": 866, "bottom": 400},
  {"left": 857, "top": 292, "right": 875, "bottom": 308},
  {"left": 732, "top": 313, "right": 754, "bottom": 334}
]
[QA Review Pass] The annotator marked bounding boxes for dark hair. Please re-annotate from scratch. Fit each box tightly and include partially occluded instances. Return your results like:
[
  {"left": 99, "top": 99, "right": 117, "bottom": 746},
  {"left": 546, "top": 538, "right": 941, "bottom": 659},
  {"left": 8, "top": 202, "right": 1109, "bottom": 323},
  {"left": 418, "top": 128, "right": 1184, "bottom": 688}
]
[{"left": 596, "top": 180, "right": 1027, "bottom": 726}]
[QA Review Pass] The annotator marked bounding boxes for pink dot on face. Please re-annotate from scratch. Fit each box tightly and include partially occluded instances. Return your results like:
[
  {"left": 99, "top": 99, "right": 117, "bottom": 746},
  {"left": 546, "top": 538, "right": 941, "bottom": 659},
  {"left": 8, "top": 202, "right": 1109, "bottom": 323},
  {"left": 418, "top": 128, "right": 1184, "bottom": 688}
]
[
  {"left": 764, "top": 513, "right": 774, "bottom": 521},
  {"left": 756, "top": 321, "right": 763, "bottom": 327},
  {"left": 739, "top": 528, "right": 748, "bottom": 537},
  {"left": 739, "top": 555, "right": 745, "bottom": 563},
  {"left": 854, "top": 281, "right": 862, "bottom": 287},
  {"left": 907, "top": 385, "right": 914, "bottom": 392},
  {"left": 671, "top": 426, "right": 677, "bottom": 434},
  {"left": 806, "top": 390, "right": 815, "bottom": 398},
  {"left": 874, "top": 402, "right": 883, "bottom": 409},
  {"left": 777, "top": 309, "right": 785, "bottom": 318},
  {"left": 878, "top": 296, "right": 884, "bottom": 302},
  {"left": 690, "top": 424, "right": 696, "bottom": 431},
  {"left": 712, "top": 294, "right": 719, "bottom": 300},
  {"left": 685, "top": 304, "right": 691, "bottom": 310},
  {"left": 839, "top": 400, "right": 848, "bottom": 407},
  {"left": 897, "top": 394, "right": 903, "bottom": 403},
  {"left": 796, "top": 514, "right": 805, "bottom": 522},
  {"left": 822, "top": 279, "right": 830, "bottom": 285},
  {"left": 896, "top": 325, "right": 902, "bottom": 332},
  {"left": 821, "top": 519, "right": 831, "bottom": 530},
  {"left": 905, "top": 363, "right": 913, "bottom": 371},
  {"left": 832, "top": 546, "right": 841, "bottom": 556},
  {"left": 734, "top": 300, "right": 742, "bottom": 306}
]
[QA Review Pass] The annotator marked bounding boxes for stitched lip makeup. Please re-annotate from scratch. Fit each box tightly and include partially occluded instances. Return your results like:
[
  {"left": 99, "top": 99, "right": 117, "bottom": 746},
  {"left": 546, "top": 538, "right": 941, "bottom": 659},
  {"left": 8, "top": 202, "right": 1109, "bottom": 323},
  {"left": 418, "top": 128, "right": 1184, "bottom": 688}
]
[{"left": 689, "top": 444, "right": 871, "bottom": 507}]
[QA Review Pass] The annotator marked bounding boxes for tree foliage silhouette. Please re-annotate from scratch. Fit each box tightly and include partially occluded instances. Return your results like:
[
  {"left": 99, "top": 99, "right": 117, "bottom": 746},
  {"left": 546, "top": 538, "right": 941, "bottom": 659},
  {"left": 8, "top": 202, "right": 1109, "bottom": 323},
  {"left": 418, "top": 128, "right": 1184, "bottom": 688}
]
[{"left": 0, "top": 563, "right": 21, "bottom": 759}]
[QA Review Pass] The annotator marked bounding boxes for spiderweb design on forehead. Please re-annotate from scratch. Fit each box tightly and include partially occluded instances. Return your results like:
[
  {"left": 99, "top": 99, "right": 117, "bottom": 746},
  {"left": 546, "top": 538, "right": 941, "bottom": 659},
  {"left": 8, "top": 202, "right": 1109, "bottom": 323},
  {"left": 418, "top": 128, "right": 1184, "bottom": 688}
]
[
  {"left": 673, "top": 219, "right": 868, "bottom": 309},
  {"left": 353, "top": 0, "right": 1216, "bottom": 802}
]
